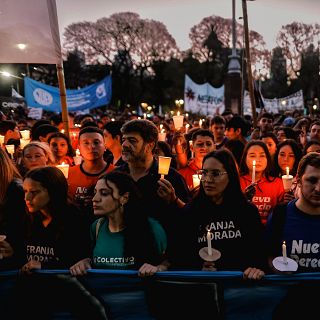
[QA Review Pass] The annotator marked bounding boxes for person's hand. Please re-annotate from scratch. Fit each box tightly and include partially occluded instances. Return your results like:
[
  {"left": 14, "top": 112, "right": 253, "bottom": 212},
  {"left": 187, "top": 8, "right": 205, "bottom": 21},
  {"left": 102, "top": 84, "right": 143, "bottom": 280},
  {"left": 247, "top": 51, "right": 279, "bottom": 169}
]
[
  {"left": 157, "top": 178, "right": 176, "bottom": 204},
  {"left": 20, "top": 260, "right": 41, "bottom": 275},
  {"left": 70, "top": 258, "right": 92, "bottom": 276},
  {"left": 243, "top": 267, "right": 265, "bottom": 280},
  {"left": 138, "top": 263, "right": 159, "bottom": 277},
  {"left": 202, "top": 261, "right": 217, "bottom": 271},
  {"left": 244, "top": 183, "right": 257, "bottom": 201},
  {"left": 0, "top": 239, "right": 14, "bottom": 259},
  {"left": 283, "top": 190, "right": 295, "bottom": 203}
]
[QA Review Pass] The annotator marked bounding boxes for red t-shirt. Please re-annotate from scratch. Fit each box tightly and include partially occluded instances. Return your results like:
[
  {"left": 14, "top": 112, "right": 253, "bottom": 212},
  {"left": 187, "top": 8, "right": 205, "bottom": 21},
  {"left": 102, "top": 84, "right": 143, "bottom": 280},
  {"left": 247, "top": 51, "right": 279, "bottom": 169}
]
[{"left": 240, "top": 175, "right": 285, "bottom": 225}]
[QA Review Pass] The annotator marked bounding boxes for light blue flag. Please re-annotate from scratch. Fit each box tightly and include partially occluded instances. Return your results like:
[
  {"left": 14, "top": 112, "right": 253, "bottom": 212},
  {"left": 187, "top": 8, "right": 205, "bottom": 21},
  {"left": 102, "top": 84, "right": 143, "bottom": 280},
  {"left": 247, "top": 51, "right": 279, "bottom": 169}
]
[{"left": 24, "top": 76, "right": 112, "bottom": 112}]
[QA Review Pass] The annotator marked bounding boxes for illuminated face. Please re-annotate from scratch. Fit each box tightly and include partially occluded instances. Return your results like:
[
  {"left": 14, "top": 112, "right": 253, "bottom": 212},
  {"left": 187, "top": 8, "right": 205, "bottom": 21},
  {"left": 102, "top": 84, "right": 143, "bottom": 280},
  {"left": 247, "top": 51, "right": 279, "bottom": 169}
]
[
  {"left": 79, "top": 132, "right": 105, "bottom": 161},
  {"left": 246, "top": 145, "right": 267, "bottom": 175},
  {"left": 92, "top": 179, "right": 122, "bottom": 216},
  {"left": 278, "top": 145, "right": 295, "bottom": 174},
  {"left": 23, "top": 146, "right": 48, "bottom": 170},
  {"left": 201, "top": 157, "right": 229, "bottom": 202},
  {"left": 225, "top": 128, "right": 239, "bottom": 140},
  {"left": 310, "top": 125, "right": 320, "bottom": 141},
  {"left": 49, "top": 137, "right": 68, "bottom": 158},
  {"left": 192, "top": 136, "right": 215, "bottom": 162},
  {"left": 261, "top": 137, "right": 277, "bottom": 158},
  {"left": 299, "top": 165, "right": 320, "bottom": 208},
  {"left": 121, "top": 132, "right": 152, "bottom": 163},
  {"left": 211, "top": 123, "right": 225, "bottom": 140},
  {"left": 306, "top": 144, "right": 320, "bottom": 154},
  {"left": 23, "top": 178, "right": 50, "bottom": 213}
]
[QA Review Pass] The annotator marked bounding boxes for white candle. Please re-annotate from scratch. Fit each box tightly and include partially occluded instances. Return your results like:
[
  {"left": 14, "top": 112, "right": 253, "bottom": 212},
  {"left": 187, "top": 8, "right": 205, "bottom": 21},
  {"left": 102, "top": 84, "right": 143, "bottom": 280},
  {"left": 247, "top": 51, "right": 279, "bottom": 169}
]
[
  {"left": 286, "top": 166, "right": 289, "bottom": 177},
  {"left": 207, "top": 229, "right": 212, "bottom": 256},
  {"left": 252, "top": 160, "right": 256, "bottom": 183},
  {"left": 56, "top": 162, "right": 69, "bottom": 179},
  {"left": 72, "top": 132, "right": 77, "bottom": 140},
  {"left": 0, "top": 135, "right": 4, "bottom": 145},
  {"left": 186, "top": 113, "right": 189, "bottom": 119},
  {"left": 20, "top": 130, "right": 30, "bottom": 140},
  {"left": 159, "top": 124, "right": 163, "bottom": 131},
  {"left": 282, "top": 241, "right": 287, "bottom": 264},
  {"left": 185, "top": 124, "right": 190, "bottom": 134},
  {"left": 143, "top": 113, "right": 147, "bottom": 119},
  {"left": 158, "top": 130, "right": 166, "bottom": 142},
  {"left": 189, "top": 141, "right": 194, "bottom": 158},
  {"left": 61, "top": 129, "right": 65, "bottom": 134},
  {"left": 192, "top": 174, "right": 201, "bottom": 188},
  {"left": 199, "top": 119, "right": 203, "bottom": 128}
]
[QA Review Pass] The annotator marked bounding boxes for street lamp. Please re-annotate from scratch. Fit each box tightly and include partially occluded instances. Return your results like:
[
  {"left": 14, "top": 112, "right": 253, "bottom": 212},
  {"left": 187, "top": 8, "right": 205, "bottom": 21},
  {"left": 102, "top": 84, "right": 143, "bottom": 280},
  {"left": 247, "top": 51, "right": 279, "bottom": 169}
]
[
  {"left": 175, "top": 99, "right": 184, "bottom": 108},
  {"left": 0, "top": 70, "right": 23, "bottom": 93}
]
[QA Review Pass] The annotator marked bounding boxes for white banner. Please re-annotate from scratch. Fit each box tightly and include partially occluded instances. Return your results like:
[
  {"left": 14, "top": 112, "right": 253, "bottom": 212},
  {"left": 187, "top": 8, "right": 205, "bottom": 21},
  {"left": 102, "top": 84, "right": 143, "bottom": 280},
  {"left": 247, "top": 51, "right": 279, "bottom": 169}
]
[
  {"left": 184, "top": 75, "right": 225, "bottom": 116},
  {"left": 243, "top": 90, "right": 304, "bottom": 115},
  {"left": 28, "top": 107, "right": 43, "bottom": 120},
  {"left": 0, "top": 0, "right": 62, "bottom": 64}
]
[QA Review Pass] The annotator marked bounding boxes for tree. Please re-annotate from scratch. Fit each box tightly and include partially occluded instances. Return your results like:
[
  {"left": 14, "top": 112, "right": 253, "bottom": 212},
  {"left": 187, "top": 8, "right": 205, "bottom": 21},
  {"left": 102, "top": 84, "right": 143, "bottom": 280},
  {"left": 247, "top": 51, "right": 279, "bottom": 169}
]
[
  {"left": 63, "top": 12, "right": 180, "bottom": 73},
  {"left": 189, "top": 15, "right": 270, "bottom": 73},
  {"left": 276, "top": 22, "right": 320, "bottom": 78}
]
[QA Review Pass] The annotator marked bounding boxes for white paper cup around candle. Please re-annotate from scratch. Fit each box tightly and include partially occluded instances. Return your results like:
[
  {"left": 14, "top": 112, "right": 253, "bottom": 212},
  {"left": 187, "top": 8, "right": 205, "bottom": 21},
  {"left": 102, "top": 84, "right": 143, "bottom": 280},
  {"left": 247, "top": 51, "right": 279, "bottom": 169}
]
[
  {"left": 74, "top": 149, "right": 82, "bottom": 165},
  {"left": 56, "top": 162, "right": 69, "bottom": 179},
  {"left": 158, "top": 156, "right": 171, "bottom": 177},
  {"left": 20, "top": 130, "right": 30, "bottom": 140},
  {"left": 5, "top": 144, "right": 15, "bottom": 155},
  {"left": 158, "top": 131, "right": 166, "bottom": 142},
  {"left": 0, "top": 135, "right": 4, "bottom": 145},
  {"left": 172, "top": 112, "right": 184, "bottom": 130},
  {"left": 282, "top": 175, "right": 293, "bottom": 192},
  {"left": 20, "top": 138, "right": 30, "bottom": 149},
  {"left": 192, "top": 174, "right": 201, "bottom": 188}
]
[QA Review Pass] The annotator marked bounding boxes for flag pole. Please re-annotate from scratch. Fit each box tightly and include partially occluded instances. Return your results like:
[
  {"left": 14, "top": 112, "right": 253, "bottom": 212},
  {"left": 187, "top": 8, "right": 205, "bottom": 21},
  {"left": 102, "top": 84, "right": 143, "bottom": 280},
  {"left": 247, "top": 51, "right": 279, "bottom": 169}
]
[
  {"left": 56, "top": 63, "right": 70, "bottom": 138},
  {"left": 242, "top": 0, "right": 257, "bottom": 128}
]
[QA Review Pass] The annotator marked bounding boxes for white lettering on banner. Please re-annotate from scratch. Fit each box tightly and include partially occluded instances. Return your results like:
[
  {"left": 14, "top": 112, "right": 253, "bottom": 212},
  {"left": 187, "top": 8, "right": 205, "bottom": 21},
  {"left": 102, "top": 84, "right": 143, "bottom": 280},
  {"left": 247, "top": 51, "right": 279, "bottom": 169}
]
[
  {"left": 93, "top": 256, "right": 135, "bottom": 265},
  {"left": 198, "top": 220, "right": 241, "bottom": 242},
  {"left": 75, "top": 187, "right": 88, "bottom": 194},
  {"left": 27, "top": 245, "right": 58, "bottom": 263},
  {"left": 33, "top": 88, "right": 53, "bottom": 106},
  {"left": 291, "top": 240, "right": 320, "bottom": 254}
]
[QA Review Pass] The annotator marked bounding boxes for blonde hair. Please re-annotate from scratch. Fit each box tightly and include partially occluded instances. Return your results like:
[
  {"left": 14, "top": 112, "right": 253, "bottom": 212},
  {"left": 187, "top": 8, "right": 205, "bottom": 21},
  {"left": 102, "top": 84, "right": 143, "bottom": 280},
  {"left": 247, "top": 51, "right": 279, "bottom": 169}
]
[
  {"left": 22, "top": 141, "right": 55, "bottom": 166},
  {"left": 0, "top": 148, "right": 22, "bottom": 204}
]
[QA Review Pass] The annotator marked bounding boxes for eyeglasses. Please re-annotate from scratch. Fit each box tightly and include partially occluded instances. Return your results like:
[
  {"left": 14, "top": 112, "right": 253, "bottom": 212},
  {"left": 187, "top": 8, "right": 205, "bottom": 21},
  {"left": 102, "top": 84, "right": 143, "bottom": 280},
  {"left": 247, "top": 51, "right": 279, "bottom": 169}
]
[
  {"left": 197, "top": 169, "right": 228, "bottom": 181},
  {"left": 260, "top": 118, "right": 273, "bottom": 124}
]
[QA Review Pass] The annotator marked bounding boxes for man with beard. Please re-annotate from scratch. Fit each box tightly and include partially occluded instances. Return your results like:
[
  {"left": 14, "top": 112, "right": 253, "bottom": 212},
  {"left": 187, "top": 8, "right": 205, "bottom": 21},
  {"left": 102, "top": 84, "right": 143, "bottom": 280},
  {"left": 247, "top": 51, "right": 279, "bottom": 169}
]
[
  {"left": 118, "top": 119, "right": 190, "bottom": 228},
  {"left": 266, "top": 152, "right": 320, "bottom": 318}
]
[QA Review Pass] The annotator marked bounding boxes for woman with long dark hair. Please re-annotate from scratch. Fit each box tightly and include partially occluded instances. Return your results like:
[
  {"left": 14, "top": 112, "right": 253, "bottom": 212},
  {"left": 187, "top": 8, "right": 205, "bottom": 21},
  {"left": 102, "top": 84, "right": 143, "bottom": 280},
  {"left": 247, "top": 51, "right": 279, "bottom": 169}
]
[{"left": 70, "top": 171, "right": 168, "bottom": 276}]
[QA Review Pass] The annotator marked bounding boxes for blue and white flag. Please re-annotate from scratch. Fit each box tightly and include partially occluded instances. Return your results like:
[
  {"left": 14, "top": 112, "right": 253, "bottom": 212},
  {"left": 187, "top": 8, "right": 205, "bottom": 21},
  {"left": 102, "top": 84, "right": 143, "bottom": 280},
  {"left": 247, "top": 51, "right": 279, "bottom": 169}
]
[{"left": 24, "top": 76, "right": 112, "bottom": 112}]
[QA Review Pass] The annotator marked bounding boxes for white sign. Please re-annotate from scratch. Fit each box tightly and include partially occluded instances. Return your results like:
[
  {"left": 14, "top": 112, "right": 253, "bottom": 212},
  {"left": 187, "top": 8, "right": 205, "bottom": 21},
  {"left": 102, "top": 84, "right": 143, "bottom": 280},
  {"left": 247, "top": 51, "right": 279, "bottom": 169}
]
[
  {"left": 28, "top": 107, "right": 43, "bottom": 120},
  {"left": 184, "top": 75, "right": 225, "bottom": 116}
]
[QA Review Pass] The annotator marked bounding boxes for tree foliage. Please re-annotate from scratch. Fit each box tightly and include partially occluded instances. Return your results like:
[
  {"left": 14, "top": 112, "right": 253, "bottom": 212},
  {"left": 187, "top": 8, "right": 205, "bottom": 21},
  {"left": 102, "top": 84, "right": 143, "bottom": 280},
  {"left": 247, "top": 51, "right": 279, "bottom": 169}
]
[
  {"left": 188, "top": 15, "right": 270, "bottom": 74},
  {"left": 63, "top": 12, "right": 180, "bottom": 73},
  {"left": 276, "top": 22, "right": 320, "bottom": 78}
]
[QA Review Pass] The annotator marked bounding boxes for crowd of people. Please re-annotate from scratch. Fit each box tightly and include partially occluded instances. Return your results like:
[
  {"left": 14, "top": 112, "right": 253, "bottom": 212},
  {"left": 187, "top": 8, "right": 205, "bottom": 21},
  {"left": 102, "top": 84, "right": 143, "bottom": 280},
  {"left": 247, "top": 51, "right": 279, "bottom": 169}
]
[{"left": 0, "top": 108, "right": 320, "bottom": 318}]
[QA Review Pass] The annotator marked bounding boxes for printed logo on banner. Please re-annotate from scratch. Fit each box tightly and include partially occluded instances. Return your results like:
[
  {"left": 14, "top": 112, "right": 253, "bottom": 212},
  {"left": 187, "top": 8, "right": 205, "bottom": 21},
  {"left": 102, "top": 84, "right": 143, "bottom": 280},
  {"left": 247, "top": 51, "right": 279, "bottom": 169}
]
[
  {"left": 96, "top": 84, "right": 106, "bottom": 99},
  {"left": 33, "top": 88, "right": 53, "bottom": 106}
]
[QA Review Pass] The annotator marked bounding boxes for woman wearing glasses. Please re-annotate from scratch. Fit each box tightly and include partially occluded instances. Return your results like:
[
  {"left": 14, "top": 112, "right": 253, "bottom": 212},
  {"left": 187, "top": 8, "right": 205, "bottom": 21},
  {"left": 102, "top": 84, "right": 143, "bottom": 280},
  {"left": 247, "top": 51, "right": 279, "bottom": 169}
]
[{"left": 170, "top": 149, "right": 266, "bottom": 276}]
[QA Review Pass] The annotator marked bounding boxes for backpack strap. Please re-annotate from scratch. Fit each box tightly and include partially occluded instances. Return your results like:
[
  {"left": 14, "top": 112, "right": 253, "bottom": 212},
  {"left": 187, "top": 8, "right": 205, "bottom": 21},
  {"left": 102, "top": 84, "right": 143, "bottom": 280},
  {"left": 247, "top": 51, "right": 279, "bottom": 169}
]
[{"left": 95, "top": 218, "right": 104, "bottom": 240}]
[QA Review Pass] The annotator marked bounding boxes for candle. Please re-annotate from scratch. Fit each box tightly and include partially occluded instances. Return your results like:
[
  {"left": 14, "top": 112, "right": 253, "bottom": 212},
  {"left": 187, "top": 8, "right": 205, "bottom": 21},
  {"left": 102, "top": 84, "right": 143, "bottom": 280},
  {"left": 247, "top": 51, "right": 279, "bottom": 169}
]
[
  {"left": 20, "top": 130, "right": 30, "bottom": 140},
  {"left": 143, "top": 113, "right": 147, "bottom": 119},
  {"left": 282, "top": 241, "right": 288, "bottom": 264},
  {"left": 186, "top": 113, "right": 189, "bottom": 119},
  {"left": 56, "top": 162, "right": 69, "bottom": 179},
  {"left": 0, "top": 135, "right": 4, "bottom": 145},
  {"left": 159, "top": 124, "right": 163, "bottom": 131},
  {"left": 5, "top": 144, "right": 15, "bottom": 157},
  {"left": 20, "top": 138, "right": 30, "bottom": 149},
  {"left": 61, "top": 129, "right": 65, "bottom": 134},
  {"left": 286, "top": 166, "right": 289, "bottom": 177},
  {"left": 189, "top": 141, "right": 194, "bottom": 158},
  {"left": 172, "top": 111, "right": 184, "bottom": 130},
  {"left": 111, "top": 118, "right": 115, "bottom": 122},
  {"left": 158, "top": 130, "right": 166, "bottom": 142},
  {"left": 185, "top": 124, "right": 190, "bottom": 134},
  {"left": 199, "top": 119, "right": 203, "bottom": 128},
  {"left": 72, "top": 132, "right": 77, "bottom": 140},
  {"left": 207, "top": 229, "right": 212, "bottom": 256},
  {"left": 192, "top": 174, "right": 201, "bottom": 189},
  {"left": 252, "top": 160, "right": 256, "bottom": 183},
  {"left": 158, "top": 156, "right": 172, "bottom": 178},
  {"left": 73, "top": 149, "right": 82, "bottom": 165}
]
